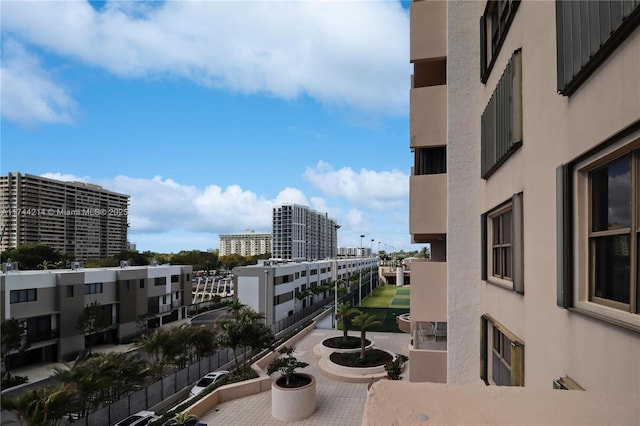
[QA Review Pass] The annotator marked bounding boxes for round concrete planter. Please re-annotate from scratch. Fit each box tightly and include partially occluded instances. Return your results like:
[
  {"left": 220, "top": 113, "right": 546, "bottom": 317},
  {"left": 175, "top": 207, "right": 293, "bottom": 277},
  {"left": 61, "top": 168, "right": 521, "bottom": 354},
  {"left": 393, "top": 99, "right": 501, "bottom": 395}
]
[
  {"left": 318, "top": 337, "right": 374, "bottom": 357},
  {"left": 327, "top": 349, "right": 396, "bottom": 376},
  {"left": 271, "top": 373, "right": 316, "bottom": 421}
]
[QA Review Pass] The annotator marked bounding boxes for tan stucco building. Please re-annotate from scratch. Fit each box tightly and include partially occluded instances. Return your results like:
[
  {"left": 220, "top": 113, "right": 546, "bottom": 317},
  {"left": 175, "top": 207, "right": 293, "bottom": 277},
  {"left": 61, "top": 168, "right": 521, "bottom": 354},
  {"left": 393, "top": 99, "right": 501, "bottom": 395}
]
[
  {"left": 0, "top": 172, "right": 129, "bottom": 260},
  {"left": 367, "top": 0, "right": 640, "bottom": 422}
]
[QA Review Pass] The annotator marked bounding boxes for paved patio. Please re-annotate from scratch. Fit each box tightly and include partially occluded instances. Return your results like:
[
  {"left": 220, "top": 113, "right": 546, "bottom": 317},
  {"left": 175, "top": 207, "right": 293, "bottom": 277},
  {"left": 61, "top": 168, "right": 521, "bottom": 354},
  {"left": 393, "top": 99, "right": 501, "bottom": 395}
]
[{"left": 199, "top": 326, "right": 411, "bottom": 426}]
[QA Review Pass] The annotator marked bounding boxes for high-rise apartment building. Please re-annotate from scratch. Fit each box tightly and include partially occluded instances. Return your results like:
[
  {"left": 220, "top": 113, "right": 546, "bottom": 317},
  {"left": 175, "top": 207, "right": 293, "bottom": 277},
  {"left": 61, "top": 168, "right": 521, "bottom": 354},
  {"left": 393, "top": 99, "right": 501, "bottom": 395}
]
[
  {"left": 407, "top": 0, "right": 639, "bottom": 396},
  {"left": 0, "top": 172, "right": 129, "bottom": 259},
  {"left": 219, "top": 230, "right": 272, "bottom": 257},
  {"left": 271, "top": 204, "right": 338, "bottom": 261},
  {"left": 364, "top": 1, "right": 639, "bottom": 422}
]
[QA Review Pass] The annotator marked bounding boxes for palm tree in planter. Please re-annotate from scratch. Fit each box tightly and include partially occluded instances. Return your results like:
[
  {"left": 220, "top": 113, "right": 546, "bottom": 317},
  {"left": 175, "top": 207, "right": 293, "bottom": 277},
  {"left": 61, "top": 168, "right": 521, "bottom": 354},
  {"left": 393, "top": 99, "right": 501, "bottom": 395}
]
[
  {"left": 352, "top": 312, "right": 382, "bottom": 360},
  {"left": 335, "top": 302, "right": 358, "bottom": 343},
  {"left": 267, "top": 346, "right": 316, "bottom": 422}
]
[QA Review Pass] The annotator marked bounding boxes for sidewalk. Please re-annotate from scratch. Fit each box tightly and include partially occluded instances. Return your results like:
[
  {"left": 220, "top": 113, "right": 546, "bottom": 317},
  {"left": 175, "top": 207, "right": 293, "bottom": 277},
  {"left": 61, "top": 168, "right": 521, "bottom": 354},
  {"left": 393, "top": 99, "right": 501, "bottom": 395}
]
[
  {"left": 198, "top": 328, "right": 411, "bottom": 426},
  {"left": 10, "top": 342, "right": 138, "bottom": 385},
  {"left": 8, "top": 317, "right": 192, "bottom": 387}
]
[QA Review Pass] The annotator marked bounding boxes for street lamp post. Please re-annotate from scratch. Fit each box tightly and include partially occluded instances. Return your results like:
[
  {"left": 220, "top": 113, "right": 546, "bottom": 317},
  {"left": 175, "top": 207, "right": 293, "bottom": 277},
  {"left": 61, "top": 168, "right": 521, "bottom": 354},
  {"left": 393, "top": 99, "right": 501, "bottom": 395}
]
[
  {"left": 263, "top": 269, "right": 269, "bottom": 325},
  {"left": 334, "top": 279, "right": 338, "bottom": 330},
  {"left": 359, "top": 234, "right": 364, "bottom": 304},
  {"left": 369, "top": 239, "right": 374, "bottom": 293}
]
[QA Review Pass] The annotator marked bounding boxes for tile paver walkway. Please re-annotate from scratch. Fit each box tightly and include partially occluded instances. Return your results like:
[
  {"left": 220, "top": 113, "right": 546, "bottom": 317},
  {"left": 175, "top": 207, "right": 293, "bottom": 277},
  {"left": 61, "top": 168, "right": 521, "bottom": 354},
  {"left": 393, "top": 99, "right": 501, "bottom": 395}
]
[{"left": 199, "top": 327, "right": 411, "bottom": 426}]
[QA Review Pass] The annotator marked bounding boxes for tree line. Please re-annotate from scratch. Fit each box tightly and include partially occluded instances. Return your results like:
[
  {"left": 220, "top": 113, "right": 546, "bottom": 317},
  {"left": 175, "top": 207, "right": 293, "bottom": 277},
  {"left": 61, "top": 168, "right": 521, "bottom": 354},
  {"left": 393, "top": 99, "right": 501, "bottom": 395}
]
[
  {"left": 1, "top": 301, "right": 272, "bottom": 426},
  {"left": 0, "top": 244, "right": 270, "bottom": 271}
]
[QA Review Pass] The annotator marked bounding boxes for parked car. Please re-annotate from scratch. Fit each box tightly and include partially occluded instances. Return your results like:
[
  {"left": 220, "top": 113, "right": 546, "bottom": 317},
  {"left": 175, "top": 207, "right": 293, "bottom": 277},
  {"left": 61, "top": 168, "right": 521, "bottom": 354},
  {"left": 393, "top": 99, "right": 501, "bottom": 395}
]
[
  {"left": 113, "top": 410, "right": 158, "bottom": 426},
  {"left": 190, "top": 370, "right": 229, "bottom": 396}
]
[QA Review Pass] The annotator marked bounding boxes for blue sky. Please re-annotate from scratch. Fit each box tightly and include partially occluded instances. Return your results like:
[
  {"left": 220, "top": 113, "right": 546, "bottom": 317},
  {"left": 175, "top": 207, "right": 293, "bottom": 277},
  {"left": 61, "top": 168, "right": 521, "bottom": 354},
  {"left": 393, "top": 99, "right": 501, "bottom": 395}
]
[{"left": 1, "top": 0, "right": 416, "bottom": 254}]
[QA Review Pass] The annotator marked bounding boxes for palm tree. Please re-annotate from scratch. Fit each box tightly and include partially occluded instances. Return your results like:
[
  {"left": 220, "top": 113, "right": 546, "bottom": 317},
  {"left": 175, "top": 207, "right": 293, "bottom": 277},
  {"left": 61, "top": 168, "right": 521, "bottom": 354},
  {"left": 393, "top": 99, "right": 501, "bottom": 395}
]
[
  {"left": 352, "top": 312, "right": 382, "bottom": 360},
  {"left": 217, "top": 320, "right": 245, "bottom": 370},
  {"left": 217, "top": 307, "right": 272, "bottom": 371},
  {"left": 226, "top": 299, "right": 245, "bottom": 321},
  {"left": 1, "top": 386, "right": 71, "bottom": 426},
  {"left": 295, "top": 289, "right": 309, "bottom": 307},
  {"left": 335, "top": 302, "right": 358, "bottom": 342},
  {"left": 37, "top": 260, "right": 54, "bottom": 270},
  {"left": 136, "top": 328, "right": 171, "bottom": 380},
  {"left": 310, "top": 285, "right": 324, "bottom": 305}
]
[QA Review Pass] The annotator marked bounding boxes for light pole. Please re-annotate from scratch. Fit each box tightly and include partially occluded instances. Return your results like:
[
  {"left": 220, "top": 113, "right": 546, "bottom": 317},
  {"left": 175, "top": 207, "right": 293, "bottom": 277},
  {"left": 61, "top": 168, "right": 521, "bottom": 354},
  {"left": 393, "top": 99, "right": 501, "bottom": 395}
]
[
  {"left": 370, "top": 239, "right": 374, "bottom": 257},
  {"left": 334, "top": 279, "right": 338, "bottom": 330},
  {"left": 263, "top": 269, "right": 269, "bottom": 325},
  {"left": 359, "top": 234, "right": 364, "bottom": 304}
]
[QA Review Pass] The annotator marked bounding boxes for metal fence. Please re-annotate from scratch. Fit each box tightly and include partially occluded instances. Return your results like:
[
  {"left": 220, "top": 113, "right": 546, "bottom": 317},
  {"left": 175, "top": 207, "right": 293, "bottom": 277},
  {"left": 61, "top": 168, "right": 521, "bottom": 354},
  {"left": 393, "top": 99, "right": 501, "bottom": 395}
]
[{"left": 66, "top": 347, "right": 234, "bottom": 426}]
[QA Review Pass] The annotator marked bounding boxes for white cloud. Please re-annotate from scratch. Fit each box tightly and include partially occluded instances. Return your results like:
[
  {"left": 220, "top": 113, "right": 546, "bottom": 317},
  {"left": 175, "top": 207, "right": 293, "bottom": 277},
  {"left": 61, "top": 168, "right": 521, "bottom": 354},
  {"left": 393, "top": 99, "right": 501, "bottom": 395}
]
[
  {"left": 37, "top": 165, "right": 413, "bottom": 252},
  {"left": 303, "top": 161, "right": 408, "bottom": 209},
  {"left": 1, "top": 0, "right": 409, "bottom": 119},
  {"left": 0, "top": 40, "right": 77, "bottom": 126}
]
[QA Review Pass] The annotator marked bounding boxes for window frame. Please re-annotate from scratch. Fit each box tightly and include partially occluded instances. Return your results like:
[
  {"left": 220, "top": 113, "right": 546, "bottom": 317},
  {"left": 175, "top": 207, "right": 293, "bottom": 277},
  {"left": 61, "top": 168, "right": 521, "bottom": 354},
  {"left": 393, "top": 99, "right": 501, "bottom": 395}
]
[
  {"left": 490, "top": 205, "right": 513, "bottom": 281},
  {"left": 482, "top": 193, "right": 524, "bottom": 294},
  {"left": 480, "top": 0, "right": 521, "bottom": 83},
  {"left": 480, "top": 314, "right": 524, "bottom": 386},
  {"left": 9, "top": 288, "right": 38, "bottom": 304},
  {"left": 575, "top": 140, "right": 639, "bottom": 314},
  {"left": 557, "top": 123, "right": 640, "bottom": 333}
]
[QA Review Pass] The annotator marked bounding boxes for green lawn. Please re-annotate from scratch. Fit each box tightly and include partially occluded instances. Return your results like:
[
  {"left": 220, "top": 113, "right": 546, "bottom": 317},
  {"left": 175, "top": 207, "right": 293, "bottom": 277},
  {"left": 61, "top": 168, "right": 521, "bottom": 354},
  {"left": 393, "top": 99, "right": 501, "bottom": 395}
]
[{"left": 360, "top": 285, "right": 410, "bottom": 308}]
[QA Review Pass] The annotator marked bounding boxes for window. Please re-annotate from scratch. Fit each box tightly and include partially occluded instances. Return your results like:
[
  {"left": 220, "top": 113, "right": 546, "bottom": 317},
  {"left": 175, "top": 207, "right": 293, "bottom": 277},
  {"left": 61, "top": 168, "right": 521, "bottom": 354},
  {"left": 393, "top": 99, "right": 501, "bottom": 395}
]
[
  {"left": 589, "top": 154, "right": 633, "bottom": 307},
  {"left": 139, "top": 279, "right": 145, "bottom": 289},
  {"left": 556, "top": 1, "right": 640, "bottom": 96},
  {"left": 482, "top": 193, "right": 524, "bottom": 293},
  {"left": 415, "top": 147, "right": 447, "bottom": 175},
  {"left": 66, "top": 285, "right": 74, "bottom": 298},
  {"left": 480, "top": 315, "right": 524, "bottom": 386},
  {"left": 557, "top": 128, "right": 640, "bottom": 330},
  {"left": 481, "top": 49, "right": 522, "bottom": 179},
  {"left": 85, "top": 283, "right": 103, "bottom": 295},
  {"left": 10, "top": 288, "right": 37, "bottom": 304},
  {"left": 274, "top": 291, "right": 294, "bottom": 305},
  {"left": 492, "top": 209, "right": 513, "bottom": 280},
  {"left": 171, "top": 275, "right": 179, "bottom": 283},
  {"left": 480, "top": 0, "right": 521, "bottom": 83},
  {"left": 154, "top": 277, "right": 166, "bottom": 287}
]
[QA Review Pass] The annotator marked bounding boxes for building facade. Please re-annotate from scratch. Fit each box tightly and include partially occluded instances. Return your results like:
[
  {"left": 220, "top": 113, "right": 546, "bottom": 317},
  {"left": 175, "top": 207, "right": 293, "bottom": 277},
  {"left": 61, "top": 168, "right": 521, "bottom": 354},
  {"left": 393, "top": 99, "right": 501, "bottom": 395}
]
[
  {"left": 218, "top": 230, "right": 272, "bottom": 257},
  {"left": 0, "top": 264, "right": 192, "bottom": 367},
  {"left": 233, "top": 257, "right": 378, "bottom": 327},
  {"left": 408, "top": 0, "right": 639, "bottom": 393},
  {"left": 271, "top": 204, "right": 338, "bottom": 261},
  {"left": 0, "top": 172, "right": 129, "bottom": 259}
]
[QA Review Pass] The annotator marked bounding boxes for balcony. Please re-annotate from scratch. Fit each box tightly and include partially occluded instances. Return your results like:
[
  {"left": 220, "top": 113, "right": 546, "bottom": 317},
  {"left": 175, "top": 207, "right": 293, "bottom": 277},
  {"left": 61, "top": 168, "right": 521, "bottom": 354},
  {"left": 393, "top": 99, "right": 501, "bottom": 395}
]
[
  {"left": 410, "top": 0, "right": 446, "bottom": 63},
  {"left": 409, "top": 260, "right": 446, "bottom": 323},
  {"left": 410, "top": 84, "right": 446, "bottom": 148},
  {"left": 409, "top": 174, "right": 447, "bottom": 240}
]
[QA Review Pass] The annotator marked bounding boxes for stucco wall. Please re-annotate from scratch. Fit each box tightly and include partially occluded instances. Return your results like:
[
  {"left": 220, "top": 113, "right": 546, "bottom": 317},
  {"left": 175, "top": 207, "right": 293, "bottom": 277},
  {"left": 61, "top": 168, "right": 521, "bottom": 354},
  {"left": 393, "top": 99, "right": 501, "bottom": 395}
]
[
  {"left": 447, "top": 0, "right": 640, "bottom": 392},
  {"left": 446, "top": 0, "right": 483, "bottom": 385}
]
